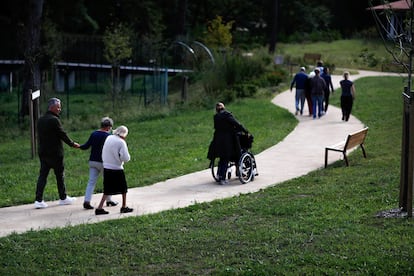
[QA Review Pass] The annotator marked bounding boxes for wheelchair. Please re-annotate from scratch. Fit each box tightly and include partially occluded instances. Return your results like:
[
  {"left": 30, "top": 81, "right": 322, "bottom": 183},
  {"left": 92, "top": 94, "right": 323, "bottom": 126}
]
[{"left": 210, "top": 132, "right": 258, "bottom": 184}]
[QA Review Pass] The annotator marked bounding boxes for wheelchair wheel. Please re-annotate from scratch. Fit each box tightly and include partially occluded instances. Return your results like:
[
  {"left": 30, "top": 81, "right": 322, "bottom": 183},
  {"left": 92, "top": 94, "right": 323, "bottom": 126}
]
[
  {"left": 238, "top": 152, "right": 254, "bottom": 184},
  {"left": 210, "top": 158, "right": 220, "bottom": 182},
  {"left": 210, "top": 158, "right": 233, "bottom": 182}
]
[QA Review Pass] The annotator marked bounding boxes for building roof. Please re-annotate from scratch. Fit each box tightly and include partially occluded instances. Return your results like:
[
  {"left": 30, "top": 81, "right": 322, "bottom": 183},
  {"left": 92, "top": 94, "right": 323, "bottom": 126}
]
[{"left": 369, "top": 0, "right": 411, "bottom": 10}]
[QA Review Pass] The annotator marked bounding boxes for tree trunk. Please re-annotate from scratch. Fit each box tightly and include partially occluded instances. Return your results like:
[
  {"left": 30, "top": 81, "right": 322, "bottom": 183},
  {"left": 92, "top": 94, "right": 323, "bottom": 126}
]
[
  {"left": 176, "top": 0, "right": 188, "bottom": 37},
  {"left": 268, "top": 0, "right": 279, "bottom": 54},
  {"left": 20, "top": 0, "right": 44, "bottom": 117}
]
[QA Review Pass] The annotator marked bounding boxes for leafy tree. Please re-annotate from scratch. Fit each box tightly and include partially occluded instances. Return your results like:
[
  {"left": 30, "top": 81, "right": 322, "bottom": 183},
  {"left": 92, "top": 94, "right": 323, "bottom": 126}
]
[
  {"left": 41, "top": 18, "right": 64, "bottom": 67},
  {"left": 103, "top": 23, "right": 133, "bottom": 67},
  {"left": 45, "top": 0, "right": 99, "bottom": 34},
  {"left": 203, "top": 15, "right": 234, "bottom": 49},
  {"left": 103, "top": 22, "right": 133, "bottom": 109}
]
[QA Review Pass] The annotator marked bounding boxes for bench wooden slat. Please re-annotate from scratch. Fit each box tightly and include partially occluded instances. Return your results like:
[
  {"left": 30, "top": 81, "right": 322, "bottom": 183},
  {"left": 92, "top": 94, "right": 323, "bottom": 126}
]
[
  {"left": 303, "top": 53, "right": 321, "bottom": 64},
  {"left": 324, "top": 127, "right": 369, "bottom": 168},
  {"left": 326, "top": 141, "right": 346, "bottom": 151}
]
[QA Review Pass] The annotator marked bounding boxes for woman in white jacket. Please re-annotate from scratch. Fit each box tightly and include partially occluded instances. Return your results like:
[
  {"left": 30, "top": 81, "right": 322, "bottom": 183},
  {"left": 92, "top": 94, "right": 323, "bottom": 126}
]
[{"left": 95, "top": 125, "right": 133, "bottom": 215}]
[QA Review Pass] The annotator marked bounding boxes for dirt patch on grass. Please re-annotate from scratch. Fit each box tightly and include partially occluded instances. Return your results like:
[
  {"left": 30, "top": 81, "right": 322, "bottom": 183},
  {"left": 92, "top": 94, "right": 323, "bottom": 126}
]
[{"left": 376, "top": 208, "right": 413, "bottom": 218}]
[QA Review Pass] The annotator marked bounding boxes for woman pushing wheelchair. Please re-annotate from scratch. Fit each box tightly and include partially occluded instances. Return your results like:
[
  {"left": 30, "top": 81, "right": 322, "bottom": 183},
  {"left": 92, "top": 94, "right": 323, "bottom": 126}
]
[{"left": 207, "top": 102, "right": 257, "bottom": 185}]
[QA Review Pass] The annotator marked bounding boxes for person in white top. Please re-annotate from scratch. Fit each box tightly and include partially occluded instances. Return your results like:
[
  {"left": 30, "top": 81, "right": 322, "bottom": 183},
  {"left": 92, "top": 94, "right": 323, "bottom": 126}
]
[{"left": 95, "top": 125, "right": 133, "bottom": 215}]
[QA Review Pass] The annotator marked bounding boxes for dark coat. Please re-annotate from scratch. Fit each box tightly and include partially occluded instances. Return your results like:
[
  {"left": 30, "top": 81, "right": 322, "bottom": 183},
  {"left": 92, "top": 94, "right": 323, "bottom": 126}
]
[
  {"left": 310, "top": 75, "right": 327, "bottom": 96},
  {"left": 207, "top": 110, "right": 247, "bottom": 161},
  {"left": 37, "top": 111, "right": 75, "bottom": 158}
]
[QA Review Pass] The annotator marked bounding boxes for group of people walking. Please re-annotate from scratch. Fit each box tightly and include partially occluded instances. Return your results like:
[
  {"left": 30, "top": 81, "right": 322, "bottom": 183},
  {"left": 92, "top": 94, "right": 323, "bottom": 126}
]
[
  {"left": 35, "top": 98, "right": 250, "bottom": 220},
  {"left": 34, "top": 97, "right": 133, "bottom": 215},
  {"left": 33, "top": 67, "right": 355, "bottom": 215},
  {"left": 290, "top": 62, "right": 355, "bottom": 121}
]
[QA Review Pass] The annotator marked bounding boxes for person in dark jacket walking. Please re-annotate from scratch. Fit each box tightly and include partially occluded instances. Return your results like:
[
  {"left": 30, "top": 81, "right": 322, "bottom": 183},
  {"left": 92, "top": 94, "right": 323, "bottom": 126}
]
[
  {"left": 80, "top": 117, "right": 118, "bottom": 210},
  {"left": 321, "top": 67, "right": 334, "bottom": 113},
  {"left": 208, "top": 102, "right": 248, "bottom": 185},
  {"left": 290, "top": 67, "right": 308, "bottom": 115},
  {"left": 34, "top": 98, "right": 80, "bottom": 209},
  {"left": 310, "top": 68, "right": 327, "bottom": 119},
  {"left": 304, "top": 74, "right": 313, "bottom": 116},
  {"left": 340, "top": 71, "right": 356, "bottom": 121}
]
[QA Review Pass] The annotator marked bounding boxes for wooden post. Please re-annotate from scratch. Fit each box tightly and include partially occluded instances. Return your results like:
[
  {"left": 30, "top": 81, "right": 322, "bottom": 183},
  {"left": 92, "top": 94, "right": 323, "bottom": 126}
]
[
  {"left": 400, "top": 88, "right": 413, "bottom": 217},
  {"left": 181, "top": 75, "right": 188, "bottom": 102},
  {"left": 29, "top": 89, "right": 35, "bottom": 159},
  {"left": 9, "top": 72, "right": 12, "bottom": 93},
  {"left": 29, "top": 89, "right": 40, "bottom": 159}
]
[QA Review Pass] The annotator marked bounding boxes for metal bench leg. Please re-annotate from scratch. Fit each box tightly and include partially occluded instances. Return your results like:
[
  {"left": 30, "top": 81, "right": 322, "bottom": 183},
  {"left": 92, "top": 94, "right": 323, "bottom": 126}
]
[
  {"left": 360, "top": 144, "right": 367, "bottom": 158},
  {"left": 325, "top": 148, "right": 329, "bottom": 168},
  {"left": 343, "top": 152, "right": 349, "bottom": 166}
]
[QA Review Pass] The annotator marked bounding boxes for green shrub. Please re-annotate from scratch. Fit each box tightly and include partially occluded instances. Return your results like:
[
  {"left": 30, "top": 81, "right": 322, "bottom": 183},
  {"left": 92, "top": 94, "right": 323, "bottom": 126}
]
[
  {"left": 219, "top": 88, "right": 236, "bottom": 103},
  {"left": 199, "top": 51, "right": 268, "bottom": 102},
  {"left": 222, "top": 54, "right": 265, "bottom": 86},
  {"left": 253, "top": 67, "right": 289, "bottom": 87},
  {"left": 201, "top": 66, "right": 227, "bottom": 99},
  {"left": 359, "top": 48, "right": 379, "bottom": 68},
  {"left": 233, "top": 83, "right": 258, "bottom": 98}
]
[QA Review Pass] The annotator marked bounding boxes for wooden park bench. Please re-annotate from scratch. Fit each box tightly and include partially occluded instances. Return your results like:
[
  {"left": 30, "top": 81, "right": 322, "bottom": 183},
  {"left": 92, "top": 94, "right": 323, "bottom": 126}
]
[
  {"left": 303, "top": 53, "right": 322, "bottom": 65},
  {"left": 324, "top": 127, "right": 369, "bottom": 168}
]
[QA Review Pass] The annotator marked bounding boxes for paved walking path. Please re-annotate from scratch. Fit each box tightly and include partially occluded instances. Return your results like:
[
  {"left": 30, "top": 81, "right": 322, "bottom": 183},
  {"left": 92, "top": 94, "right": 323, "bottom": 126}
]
[{"left": 0, "top": 70, "right": 401, "bottom": 237}]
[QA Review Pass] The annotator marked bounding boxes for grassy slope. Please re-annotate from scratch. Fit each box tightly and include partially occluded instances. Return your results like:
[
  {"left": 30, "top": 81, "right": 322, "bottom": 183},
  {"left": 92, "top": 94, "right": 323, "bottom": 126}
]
[{"left": 275, "top": 39, "right": 392, "bottom": 72}]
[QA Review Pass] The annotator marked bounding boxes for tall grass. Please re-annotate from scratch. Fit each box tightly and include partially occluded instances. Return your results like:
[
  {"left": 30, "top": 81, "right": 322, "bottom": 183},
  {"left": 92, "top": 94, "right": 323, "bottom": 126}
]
[{"left": 1, "top": 76, "right": 413, "bottom": 275}]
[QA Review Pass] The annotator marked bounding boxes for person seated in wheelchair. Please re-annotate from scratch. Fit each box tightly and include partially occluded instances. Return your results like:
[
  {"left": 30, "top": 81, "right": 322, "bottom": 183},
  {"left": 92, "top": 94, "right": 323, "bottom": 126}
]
[
  {"left": 237, "top": 131, "right": 254, "bottom": 152},
  {"left": 207, "top": 102, "right": 250, "bottom": 185}
]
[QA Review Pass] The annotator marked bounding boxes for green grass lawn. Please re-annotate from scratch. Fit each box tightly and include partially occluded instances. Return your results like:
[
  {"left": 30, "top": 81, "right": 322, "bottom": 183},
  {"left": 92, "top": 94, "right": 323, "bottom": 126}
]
[{"left": 1, "top": 76, "right": 413, "bottom": 274}]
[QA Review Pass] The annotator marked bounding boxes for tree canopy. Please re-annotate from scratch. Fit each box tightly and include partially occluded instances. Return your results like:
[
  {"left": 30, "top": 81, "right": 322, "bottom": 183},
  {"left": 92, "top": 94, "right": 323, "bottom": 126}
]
[{"left": 0, "top": 0, "right": 376, "bottom": 62}]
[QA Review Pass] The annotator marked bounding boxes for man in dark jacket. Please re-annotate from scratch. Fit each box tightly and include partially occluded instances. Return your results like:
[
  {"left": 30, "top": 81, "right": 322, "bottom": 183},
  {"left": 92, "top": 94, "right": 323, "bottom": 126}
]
[
  {"left": 209, "top": 102, "right": 248, "bottom": 185},
  {"left": 34, "top": 98, "right": 80, "bottom": 209},
  {"left": 310, "top": 68, "right": 327, "bottom": 119}
]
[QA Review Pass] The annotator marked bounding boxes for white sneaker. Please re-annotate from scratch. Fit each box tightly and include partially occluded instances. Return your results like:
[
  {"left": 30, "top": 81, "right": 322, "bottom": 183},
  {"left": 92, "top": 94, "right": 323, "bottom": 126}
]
[
  {"left": 59, "top": 196, "right": 77, "bottom": 205},
  {"left": 34, "top": 200, "right": 48, "bottom": 209}
]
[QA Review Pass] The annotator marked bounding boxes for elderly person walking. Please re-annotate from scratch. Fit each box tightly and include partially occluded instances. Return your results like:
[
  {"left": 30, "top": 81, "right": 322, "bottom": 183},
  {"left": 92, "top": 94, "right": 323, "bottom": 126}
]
[
  {"left": 310, "top": 68, "right": 327, "bottom": 119},
  {"left": 290, "top": 66, "right": 308, "bottom": 115},
  {"left": 34, "top": 98, "right": 79, "bottom": 209},
  {"left": 80, "top": 117, "right": 118, "bottom": 210},
  {"left": 95, "top": 125, "right": 133, "bottom": 215}
]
